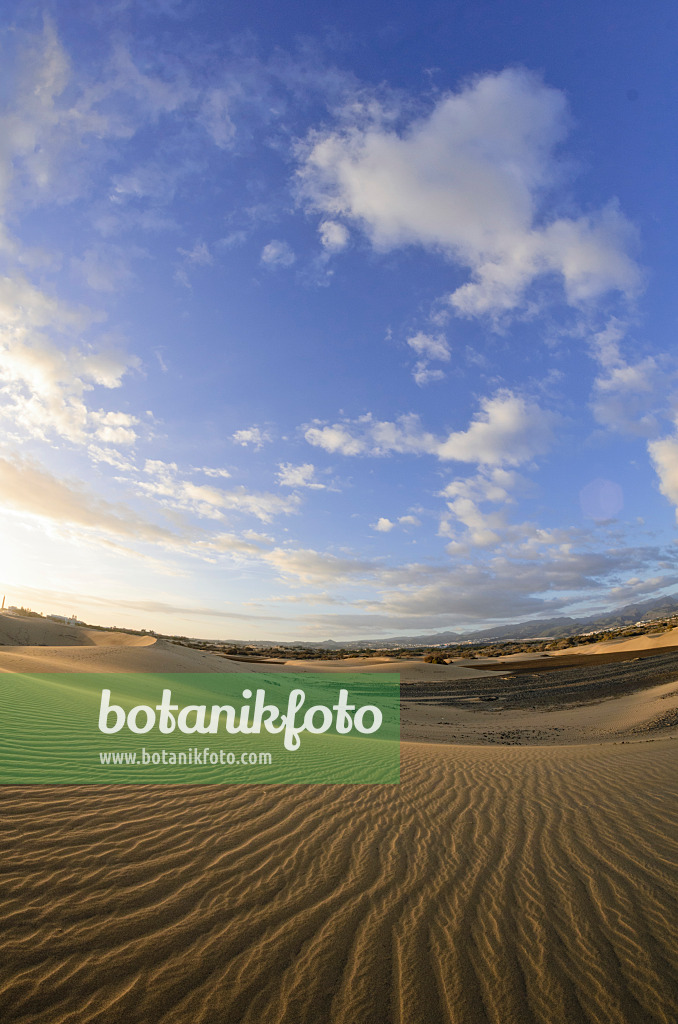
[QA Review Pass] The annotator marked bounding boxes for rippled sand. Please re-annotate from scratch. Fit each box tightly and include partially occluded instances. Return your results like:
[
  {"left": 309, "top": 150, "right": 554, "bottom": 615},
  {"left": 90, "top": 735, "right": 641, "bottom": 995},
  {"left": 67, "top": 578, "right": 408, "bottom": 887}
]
[
  {"left": 1, "top": 614, "right": 677, "bottom": 1022},
  {"left": 1, "top": 739, "right": 677, "bottom": 1023}
]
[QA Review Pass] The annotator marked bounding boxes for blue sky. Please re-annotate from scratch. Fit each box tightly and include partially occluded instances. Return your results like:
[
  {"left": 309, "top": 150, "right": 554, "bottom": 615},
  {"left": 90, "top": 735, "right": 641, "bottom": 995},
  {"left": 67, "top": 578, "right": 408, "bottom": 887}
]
[{"left": 1, "top": 0, "right": 677, "bottom": 640}]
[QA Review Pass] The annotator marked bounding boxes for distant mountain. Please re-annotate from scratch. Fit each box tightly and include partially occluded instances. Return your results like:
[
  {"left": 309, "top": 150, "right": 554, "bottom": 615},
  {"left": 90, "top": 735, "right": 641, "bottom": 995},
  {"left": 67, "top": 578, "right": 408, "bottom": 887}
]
[
  {"left": 580, "top": 594, "right": 678, "bottom": 631},
  {"left": 275, "top": 593, "right": 678, "bottom": 650}
]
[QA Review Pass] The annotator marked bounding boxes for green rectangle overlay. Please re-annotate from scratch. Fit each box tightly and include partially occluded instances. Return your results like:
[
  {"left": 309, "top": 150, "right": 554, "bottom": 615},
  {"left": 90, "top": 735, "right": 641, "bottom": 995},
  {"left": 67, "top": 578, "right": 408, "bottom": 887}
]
[{"left": 0, "top": 672, "right": 400, "bottom": 784}]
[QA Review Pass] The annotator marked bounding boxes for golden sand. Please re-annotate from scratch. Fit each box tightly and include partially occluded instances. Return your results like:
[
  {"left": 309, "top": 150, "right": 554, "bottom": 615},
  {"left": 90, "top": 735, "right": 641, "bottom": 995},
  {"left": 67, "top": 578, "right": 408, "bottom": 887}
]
[{"left": 0, "top": 613, "right": 676, "bottom": 1023}]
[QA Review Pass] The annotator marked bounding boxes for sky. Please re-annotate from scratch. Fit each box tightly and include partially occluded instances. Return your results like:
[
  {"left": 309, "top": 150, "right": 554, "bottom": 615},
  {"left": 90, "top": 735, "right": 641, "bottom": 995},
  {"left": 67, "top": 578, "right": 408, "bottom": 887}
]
[{"left": 1, "top": 0, "right": 678, "bottom": 641}]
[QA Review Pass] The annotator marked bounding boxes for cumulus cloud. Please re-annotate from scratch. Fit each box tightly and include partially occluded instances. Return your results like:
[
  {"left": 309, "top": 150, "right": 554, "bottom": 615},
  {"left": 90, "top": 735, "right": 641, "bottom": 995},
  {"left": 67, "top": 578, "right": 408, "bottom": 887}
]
[
  {"left": 412, "top": 362, "right": 445, "bottom": 386},
  {"left": 261, "top": 239, "right": 296, "bottom": 267},
  {"left": 406, "top": 332, "right": 450, "bottom": 385},
  {"left": 304, "top": 422, "right": 373, "bottom": 456},
  {"left": 441, "top": 496, "right": 504, "bottom": 548},
  {"left": 442, "top": 467, "right": 520, "bottom": 504},
  {"left": 0, "top": 274, "right": 141, "bottom": 446},
  {"left": 436, "top": 392, "right": 555, "bottom": 465},
  {"left": 437, "top": 465, "right": 592, "bottom": 556},
  {"left": 439, "top": 468, "right": 517, "bottom": 548},
  {"left": 648, "top": 432, "right": 678, "bottom": 518},
  {"left": 371, "top": 515, "right": 420, "bottom": 532},
  {"left": 372, "top": 517, "right": 395, "bottom": 532},
  {"left": 90, "top": 409, "right": 139, "bottom": 445},
  {"left": 232, "top": 426, "right": 271, "bottom": 448},
  {"left": 277, "top": 462, "right": 324, "bottom": 488},
  {"left": 298, "top": 68, "right": 641, "bottom": 318},
  {"left": 589, "top": 320, "right": 662, "bottom": 436},
  {"left": 318, "top": 220, "right": 350, "bottom": 251},
  {"left": 305, "top": 392, "right": 556, "bottom": 466},
  {"left": 406, "top": 331, "right": 450, "bottom": 361}
]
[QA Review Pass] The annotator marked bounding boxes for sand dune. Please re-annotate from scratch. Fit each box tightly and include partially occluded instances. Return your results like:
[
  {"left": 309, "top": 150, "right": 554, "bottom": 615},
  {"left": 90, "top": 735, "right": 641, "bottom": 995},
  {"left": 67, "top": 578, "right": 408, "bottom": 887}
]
[
  {"left": 0, "top": 613, "right": 157, "bottom": 649},
  {"left": 1, "top": 740, "right": 676, "bottom": 1024},
  {"left": 0, "top": 622, "right": 677, "bottom": 1023},
  {"left": 554, "top": 625, "right": 678, "bottom": 656},
  {"left": 0, "top": 613, "right": 254, "bottom": 674},
  {"left": 0, "top": 638, "right": 254, "bottom": 675}
]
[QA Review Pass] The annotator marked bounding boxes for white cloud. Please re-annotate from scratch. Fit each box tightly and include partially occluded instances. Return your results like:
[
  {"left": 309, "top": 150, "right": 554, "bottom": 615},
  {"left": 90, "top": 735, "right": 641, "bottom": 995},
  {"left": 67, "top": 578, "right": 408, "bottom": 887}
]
[
  {"left": 298, "top": 68, "right": 641, "bottom": 318},
  {"left": 442, "top": 467, "right": 519, "bottom": 504},
  {"left": 305, "top": 392, "right": 555, "bottom": 466},
  {"left": 305, "top": 411, "right": 439, "bottom": 457},
  {"left": 406, "top": 331, "right": 450, "bottom": 361},
  {"left": 589, "top": 320, "right": 662, "bottom": 436},
  {"left": 90, "top": 410, "right": 139, "bottom": 445},
  {"left": 439, "top": 469, "right": 520, "bottom": 549},
  {"left": 259, "top": 540, "right": 670, "bottom": 632},
  {"left": 232, "top": 426, "right": 271, "bottom": 448},
  {"left": 277, "top": 462, "right": 324, "bottom": 488},
  {"left": 263, "top": 547, "right": 379, "bottom": 584},
  {"left": 261, "top": 240, "right": 296, "bottom": 267},
  {"left": 136, "top": 459, "right": 299, "bottom": 523},
  {"left": 437, "top": 467, "right": 580, "bottom": 553},
  {"left": 648, "top": 432, "right": 678, "bottom": 518},
  {"left": 442, "top": 496, "right": 503, "bottom": 547},
  {"left": 304, "top": 422, "right": 371, "bottom": 455},
  {"left": 178, "top": 241, "right": 213, "bottom": 266},
  {"left": 0, "top": 453, "right": 178, "bottom": 547},
  {"left": 372, "top": 517, "right": 395, "bottom": 532},
  {"left": 0, "top": 274, "right": 141, "bottom": 446},
  {"left": 436, "top": 392, "right": 555, "bottom": 465},
  {"left": 88, "top": 445, "right": 136, "bottom": 471},
  {"left": 370, "top": 514, "right": 420, "bottom": 533},
  {"left": 183, "top": 481, "right": 272, "bottom": 519},
  {"left": 318, "top": 219, "right": 349, "bottom": 251},
  {"left": 412, "top": 362, "right": 445, "bottom": 386},
  {"left": 199, "top": 531, "right": 270, "bottom": 556},
  {"left": 197, "top": 466, "right": 232, "bottom": 479}
]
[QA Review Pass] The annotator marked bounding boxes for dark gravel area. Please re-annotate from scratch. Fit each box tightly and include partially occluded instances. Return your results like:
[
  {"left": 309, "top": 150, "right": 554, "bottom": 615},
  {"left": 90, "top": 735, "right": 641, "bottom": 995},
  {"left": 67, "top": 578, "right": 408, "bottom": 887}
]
[{"left": 401, "top": 649, "right": 678, "bottom": 711}]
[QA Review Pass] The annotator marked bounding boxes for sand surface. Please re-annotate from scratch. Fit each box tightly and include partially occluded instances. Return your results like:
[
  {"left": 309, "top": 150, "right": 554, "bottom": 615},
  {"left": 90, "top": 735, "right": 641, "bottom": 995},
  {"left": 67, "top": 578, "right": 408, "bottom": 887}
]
[{"left": 0, "top": 614, "right": 677, "bottom": 1023}]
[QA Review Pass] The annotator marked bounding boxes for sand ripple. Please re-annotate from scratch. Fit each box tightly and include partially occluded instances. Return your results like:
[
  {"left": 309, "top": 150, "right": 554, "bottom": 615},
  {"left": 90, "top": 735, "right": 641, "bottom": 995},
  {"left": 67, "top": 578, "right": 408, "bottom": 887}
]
[{"left": 1, "top": 740, "right": 677, "bottom": 1023}]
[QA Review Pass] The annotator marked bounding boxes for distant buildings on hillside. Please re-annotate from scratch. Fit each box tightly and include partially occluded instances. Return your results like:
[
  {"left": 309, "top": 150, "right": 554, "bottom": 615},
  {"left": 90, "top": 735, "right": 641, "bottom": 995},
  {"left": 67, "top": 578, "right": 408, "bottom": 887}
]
[{"left": 0, "top": 604, "right": 82, "bottom": 626}]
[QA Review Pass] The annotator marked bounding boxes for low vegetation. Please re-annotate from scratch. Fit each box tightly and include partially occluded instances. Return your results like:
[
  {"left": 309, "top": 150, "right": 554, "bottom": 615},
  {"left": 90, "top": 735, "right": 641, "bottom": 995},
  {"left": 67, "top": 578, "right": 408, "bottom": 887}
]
[{"left": 161, "top": 614, "right": 678, "bottom": 663}]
